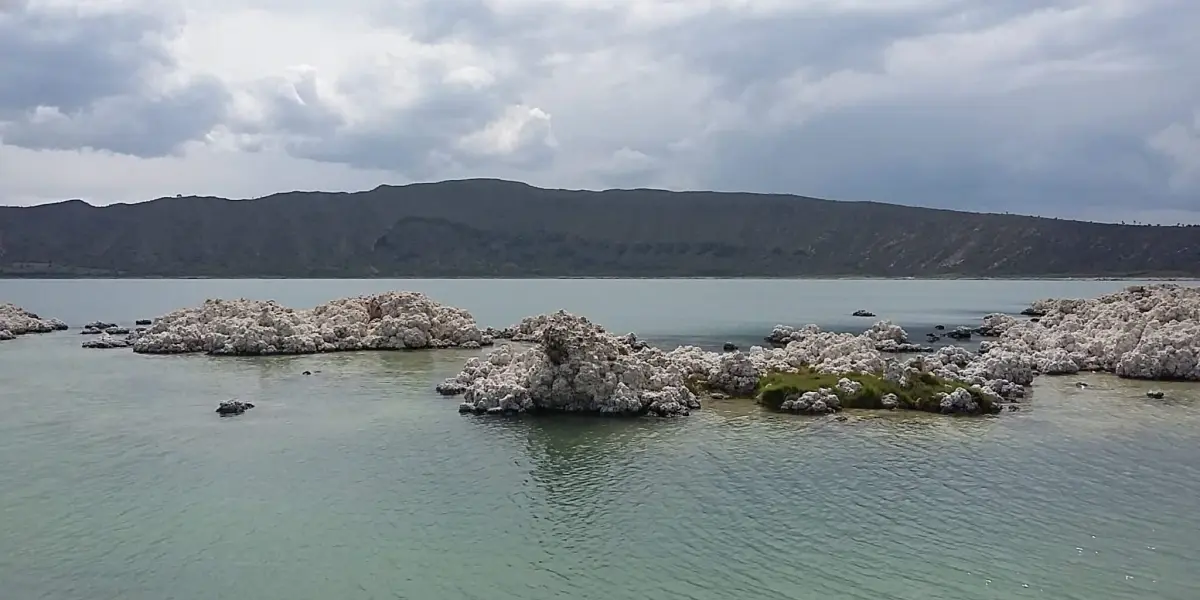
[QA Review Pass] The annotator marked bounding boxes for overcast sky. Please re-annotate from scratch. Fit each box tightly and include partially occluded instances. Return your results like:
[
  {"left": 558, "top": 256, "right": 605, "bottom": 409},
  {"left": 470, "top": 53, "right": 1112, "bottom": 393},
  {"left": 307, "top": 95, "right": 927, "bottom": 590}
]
[{"left": 1, "top": 0, "right": 1197, "bottom": 222}]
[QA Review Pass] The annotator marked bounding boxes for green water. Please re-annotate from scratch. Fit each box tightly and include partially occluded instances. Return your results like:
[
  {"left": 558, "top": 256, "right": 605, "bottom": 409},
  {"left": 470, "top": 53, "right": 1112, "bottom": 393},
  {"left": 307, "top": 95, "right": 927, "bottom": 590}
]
[{"left": 1, "top": 279, "right": 1198, "bottom": 599}]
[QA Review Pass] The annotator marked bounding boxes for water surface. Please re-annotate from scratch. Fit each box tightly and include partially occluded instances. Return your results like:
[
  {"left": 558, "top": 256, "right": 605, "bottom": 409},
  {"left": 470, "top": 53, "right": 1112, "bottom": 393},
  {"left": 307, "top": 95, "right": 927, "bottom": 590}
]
[{"left": 1, "top": 279, "right": 1198, "bottom": 600}]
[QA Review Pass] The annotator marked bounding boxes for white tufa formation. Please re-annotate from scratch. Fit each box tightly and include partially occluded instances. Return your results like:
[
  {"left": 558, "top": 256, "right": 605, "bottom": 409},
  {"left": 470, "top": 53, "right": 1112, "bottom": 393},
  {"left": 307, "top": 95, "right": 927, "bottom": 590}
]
[
  {"left": 132, "top": 292, "right": 490, "bottom": 355},
  {"left": 0, "top": 303, "right": 68, "bottom": 340},
  {"left": 441, "top": 314, "right": 1024, "bottom": 417},
  {"left": 982, "top": 284, "right": 1200, "bottom": 380},
  {"left": 446, "top": 313, "right": 700, "bottom": 417}
]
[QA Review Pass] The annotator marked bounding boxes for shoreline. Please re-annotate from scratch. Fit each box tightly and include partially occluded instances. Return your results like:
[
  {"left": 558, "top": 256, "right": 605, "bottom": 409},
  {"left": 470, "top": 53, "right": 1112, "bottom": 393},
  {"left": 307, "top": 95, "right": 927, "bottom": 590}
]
[{"left": 3, "top": 275, "right": 1199, "bottom": 282}]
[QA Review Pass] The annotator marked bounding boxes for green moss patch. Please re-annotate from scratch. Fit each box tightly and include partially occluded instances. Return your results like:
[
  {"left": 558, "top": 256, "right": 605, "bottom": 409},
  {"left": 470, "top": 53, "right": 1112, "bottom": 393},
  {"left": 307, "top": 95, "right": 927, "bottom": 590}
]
[{"left": 757, "top": 369, "right": 997, "bottom": 414}]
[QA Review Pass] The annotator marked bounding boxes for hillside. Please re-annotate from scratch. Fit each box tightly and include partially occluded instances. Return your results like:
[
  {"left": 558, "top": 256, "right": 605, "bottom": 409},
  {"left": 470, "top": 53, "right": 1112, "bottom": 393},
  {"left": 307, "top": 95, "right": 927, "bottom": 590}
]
[{"left": 1, "top": 179, "right": 1198, "bottom": 278}]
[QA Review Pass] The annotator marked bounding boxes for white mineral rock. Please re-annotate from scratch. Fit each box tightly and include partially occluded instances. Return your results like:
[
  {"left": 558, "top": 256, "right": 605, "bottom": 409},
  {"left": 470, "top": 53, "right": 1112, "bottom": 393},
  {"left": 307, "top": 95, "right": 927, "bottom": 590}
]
[
  {"left": 976, "top": 313, "right": 1021, "bottom": 337},
  {"left": 133, "top": 291, "right": 489, "bottom": 355},
  {"left": 448, "top": 313, "right": 700, "bottom": 416},
  {"left": 779, "top": 388, "right": 841, "bottom": 414},
  {"left": 0, "top": 303, "right": 68, "bottom": 340},
  {"left": 982, "top": 284, "right": 1200, "bottom": 381},
  {"left": 938, "top": 388, "right": 980, "bottom": 414}
]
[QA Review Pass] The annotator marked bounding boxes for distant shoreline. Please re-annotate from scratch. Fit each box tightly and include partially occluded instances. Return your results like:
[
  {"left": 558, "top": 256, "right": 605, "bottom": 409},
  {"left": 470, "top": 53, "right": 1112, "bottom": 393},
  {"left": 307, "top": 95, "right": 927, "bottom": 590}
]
[{"left": 2, "top": 274, "right": 1198, "bottom": 282}]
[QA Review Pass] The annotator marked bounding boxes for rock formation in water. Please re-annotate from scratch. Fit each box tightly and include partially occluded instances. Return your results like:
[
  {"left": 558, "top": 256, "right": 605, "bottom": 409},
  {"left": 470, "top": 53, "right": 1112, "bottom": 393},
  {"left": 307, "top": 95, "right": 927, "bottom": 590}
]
[
  {"left": 133, "top": 291, "right": 490, "bottom": 355},
  {"left": 216, "top": 399, "right": 255, "bottom": 416},
  {"left": 977, "top": 284, "right": 1200, "bottom": 380},
  {"left": 82, "top": 333, "right": 138, "bottom": 349},
  {"left": 0, "top": 303, "right": 68, "bottom": 341},
  {"left": 442, "top": 312, "right": 700, "bottom": 417},
  {"left": 441, "top": 312, "right": 1018, "bottom": 417}
]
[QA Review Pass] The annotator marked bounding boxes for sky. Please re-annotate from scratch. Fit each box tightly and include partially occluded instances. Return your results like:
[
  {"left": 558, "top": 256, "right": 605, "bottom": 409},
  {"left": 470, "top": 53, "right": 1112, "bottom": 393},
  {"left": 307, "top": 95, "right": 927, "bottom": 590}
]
[{"left": 0, "top": 0, "right": 1197, "bottom": 223}]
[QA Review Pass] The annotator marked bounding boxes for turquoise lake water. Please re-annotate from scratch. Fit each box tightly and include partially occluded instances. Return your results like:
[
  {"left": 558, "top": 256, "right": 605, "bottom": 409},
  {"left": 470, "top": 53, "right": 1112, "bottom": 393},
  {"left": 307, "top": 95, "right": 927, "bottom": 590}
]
[{"left": 1, "top": 278, "right": 1197, "bottom": 600}]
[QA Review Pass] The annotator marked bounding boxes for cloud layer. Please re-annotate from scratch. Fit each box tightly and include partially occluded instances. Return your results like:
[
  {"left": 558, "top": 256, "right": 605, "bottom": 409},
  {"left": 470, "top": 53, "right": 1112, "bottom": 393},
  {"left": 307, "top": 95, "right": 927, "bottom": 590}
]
[{"left": 1, "top": 0, "right": 1197, "bottom": 222}]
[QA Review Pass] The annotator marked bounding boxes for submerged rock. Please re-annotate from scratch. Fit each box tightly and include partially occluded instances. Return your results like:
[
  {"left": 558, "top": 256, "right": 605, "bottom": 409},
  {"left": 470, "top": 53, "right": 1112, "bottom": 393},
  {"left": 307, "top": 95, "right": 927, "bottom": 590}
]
[
  {"left": 132, "top": 291, "right": 490, "bottom": 355},
  {"left": 216, "top": 399, "right": 255, "bottom": 416},
  {"left": 82, "top": 334, "right": 135, "bottom": 349},
  {"left": 1146, "top": 389, "right": 1165, "bottom": 399},
  {"left": 0, "top": 303, "right": 68, "bottom": 340},
  {"left": 946, "top": 326, "right": 974, "bottom": 340}
]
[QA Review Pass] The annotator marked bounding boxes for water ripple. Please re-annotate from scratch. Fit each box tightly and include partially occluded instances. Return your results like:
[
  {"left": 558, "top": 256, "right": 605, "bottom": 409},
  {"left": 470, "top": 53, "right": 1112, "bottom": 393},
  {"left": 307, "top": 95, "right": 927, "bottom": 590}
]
[{"left": 1, "top": 334, "right": 1199, "bottom": 599}]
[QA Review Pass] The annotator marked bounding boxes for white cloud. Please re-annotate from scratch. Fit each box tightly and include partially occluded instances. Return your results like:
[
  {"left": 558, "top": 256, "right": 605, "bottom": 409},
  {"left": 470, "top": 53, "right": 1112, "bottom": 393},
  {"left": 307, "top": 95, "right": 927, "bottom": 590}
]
[{"left": 0, "top": 0, "right": 1197, "bottom": 223}]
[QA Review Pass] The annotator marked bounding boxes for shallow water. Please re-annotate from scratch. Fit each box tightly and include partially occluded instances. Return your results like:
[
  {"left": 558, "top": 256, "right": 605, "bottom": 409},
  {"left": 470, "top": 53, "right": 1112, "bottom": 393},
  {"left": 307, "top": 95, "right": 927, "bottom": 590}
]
[{"left": 2, "top": 279, "right": 1199, "bottom": 600}]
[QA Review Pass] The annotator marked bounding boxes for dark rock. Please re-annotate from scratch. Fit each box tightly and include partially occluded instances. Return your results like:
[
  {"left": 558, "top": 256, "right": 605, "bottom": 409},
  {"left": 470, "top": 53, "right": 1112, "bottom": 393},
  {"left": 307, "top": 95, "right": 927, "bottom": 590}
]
[
  {"left": 1146, "top": 390, "right": 1165, "bottom": 399},
  {"left": 925, "top": 333, "right": 941, "bottom": 342},
  {"left": 302, "top": 370, "right": 312, "bottom": 376},
  {"left": 135, "top": 319, "right": 153, "bottom": 325},
  {"left": 215, "top": 400, "right": 255, "bottom": 416},
  {"left": 722, "top": 342, "right": 738, "bottom": 352},
  {"left": 946, "top": 326, "right": 973, "bottom": 340},
  {"left": 934, "top": 325, "right": 945, "bottom": 330},
  {"left": 852, "top": 310, "right": 876, "bottom": 317},
  {"left": 436, "top": 380, "right": 468, "bottom": 396}
]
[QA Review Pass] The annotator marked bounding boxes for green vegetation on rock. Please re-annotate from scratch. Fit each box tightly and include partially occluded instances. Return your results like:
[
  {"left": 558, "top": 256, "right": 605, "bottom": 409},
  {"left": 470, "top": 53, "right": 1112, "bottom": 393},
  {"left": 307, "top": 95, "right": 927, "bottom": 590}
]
[
  {"left": 3, "top": 178, "right": 1200, "bottom": 277},
  {"left": 757, "top": 369, "right": 996, "bottom": 414}
]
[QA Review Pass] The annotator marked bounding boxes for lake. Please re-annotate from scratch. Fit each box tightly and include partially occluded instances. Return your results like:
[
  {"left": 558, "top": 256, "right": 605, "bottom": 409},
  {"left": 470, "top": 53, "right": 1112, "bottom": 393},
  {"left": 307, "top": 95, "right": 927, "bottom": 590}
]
[{"left": 1, "top": 278, "right": 1198, "bottom": 600}]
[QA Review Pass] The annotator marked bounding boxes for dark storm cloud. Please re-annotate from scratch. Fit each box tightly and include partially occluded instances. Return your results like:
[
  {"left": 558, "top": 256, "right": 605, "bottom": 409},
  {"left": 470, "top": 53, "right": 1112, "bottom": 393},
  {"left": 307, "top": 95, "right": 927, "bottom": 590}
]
[{"left": 0, "top": 3, "right": 229, "bottom": 157}]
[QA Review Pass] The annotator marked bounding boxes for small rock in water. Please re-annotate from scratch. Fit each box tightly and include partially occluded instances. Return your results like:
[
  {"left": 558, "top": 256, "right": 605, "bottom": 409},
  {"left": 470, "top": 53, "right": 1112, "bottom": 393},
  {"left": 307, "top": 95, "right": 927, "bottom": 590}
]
[
  {"left": 1146, "top": 389, "right": 1165, "bottom": 399},
  {"left": 135, "top": 319, "right": 153, "bottom": 326},
  {"left": 934, "top": 325, "right": 945, "bottom": 330},
  {"left": 435, "top": 380, "right": 468, "bottom": 395},
  {"left": 82, "top": 334, "right": 134, "bottom": 349},
  {"left": 722, "top": 342, "right": 738, "bottom": 352},
  {"left": 852, "top": 309, "right": 876, "bottom": 318},
  {"left": 946, "top": 326, "right": 973, "bottom": 340},
  {"left": 302, "top": 370, "right": 312, "bottom": 376},
  {"left": 1075, "top": 381, "right": 1089, "bottom": 389},
  {"left": 215, "top": 399, "right": 255, "bottom": 416}
]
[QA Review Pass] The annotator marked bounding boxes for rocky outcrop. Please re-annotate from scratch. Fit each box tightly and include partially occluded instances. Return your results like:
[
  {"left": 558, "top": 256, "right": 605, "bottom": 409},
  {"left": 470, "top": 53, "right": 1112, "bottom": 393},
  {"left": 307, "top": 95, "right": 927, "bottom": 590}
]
[
  {"left": 979, "top": 284, "right": 1200, "bottom": 381},
  {"left": 446, "top": 313, "right": 701, "bottom": 417},
  {"left": 864, "top": 320, "right": 934, "bottom": 353},
  {"left": 975, "top": 313, "right": 1021, "bottom": 337},
  {"left": 852, "top": 309, "right": 876, "bottom": 317},
  {"left": 132, "top": 291, "right": 490, "bottom": 355},
  {"left": 780, "top": 387, "right": 842, "bottom": 414},
  {"left": 0, "top": 303, "right": 68, "bottom": 340}
]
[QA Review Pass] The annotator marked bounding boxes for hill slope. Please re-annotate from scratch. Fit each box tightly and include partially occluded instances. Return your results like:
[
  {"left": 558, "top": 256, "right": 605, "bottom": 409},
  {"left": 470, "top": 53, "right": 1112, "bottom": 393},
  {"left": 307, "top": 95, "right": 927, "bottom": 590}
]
[{"left": 1, "top": 179, "right": 1198, "bottom": 278}]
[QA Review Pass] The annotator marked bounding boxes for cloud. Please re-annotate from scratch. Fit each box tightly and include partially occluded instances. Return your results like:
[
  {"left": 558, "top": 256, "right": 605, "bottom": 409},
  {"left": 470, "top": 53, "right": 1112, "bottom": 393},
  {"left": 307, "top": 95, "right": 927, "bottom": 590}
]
[
  {"left": 0, "top": 0, "right": 229, "bottom": 157},
  {"left": 0, "top": 0, "right": 1198, "bottom": 223}
]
